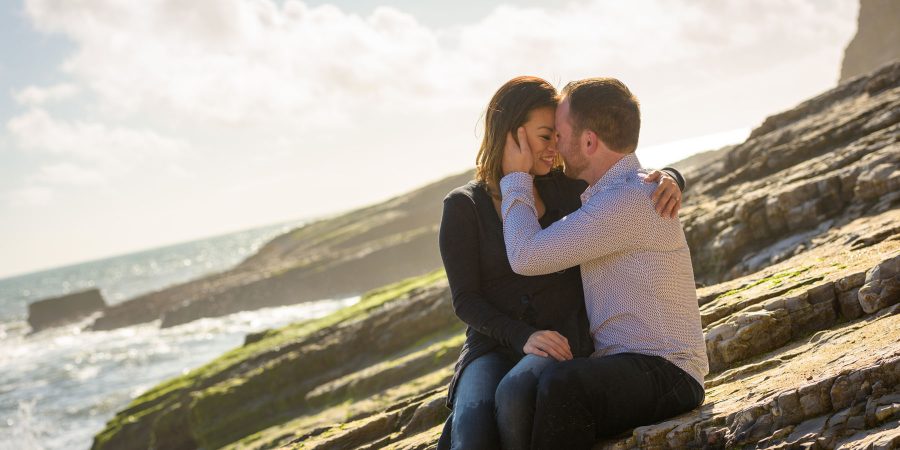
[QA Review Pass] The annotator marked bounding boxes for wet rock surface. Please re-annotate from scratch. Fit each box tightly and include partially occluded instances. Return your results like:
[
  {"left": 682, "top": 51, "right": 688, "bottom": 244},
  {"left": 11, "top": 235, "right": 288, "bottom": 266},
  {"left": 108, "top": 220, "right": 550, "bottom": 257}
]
[{"left": 93, "top": 64, "right": 900, "bottom": 449}]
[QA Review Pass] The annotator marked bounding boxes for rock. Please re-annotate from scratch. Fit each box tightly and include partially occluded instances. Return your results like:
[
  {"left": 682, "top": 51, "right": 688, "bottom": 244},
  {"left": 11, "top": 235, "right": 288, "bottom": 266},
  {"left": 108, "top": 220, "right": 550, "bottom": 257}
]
[
  {"left": 27, "top": 288, "right": 106, "bottom": 333},
  {"left": 397, "top": 394, "right": 450, "bottom": 438},
  {"left": 839, "top": 0, "right": 900, "bottom": 83},
  {"left": 838, "top": 288, "right": 865, "bottom": 320},
  {"left": 858, "top": 254, "right": 900, "bottom": 313},
  {"left": 874, "top": 403, "right": 900, "bottom": 422}
]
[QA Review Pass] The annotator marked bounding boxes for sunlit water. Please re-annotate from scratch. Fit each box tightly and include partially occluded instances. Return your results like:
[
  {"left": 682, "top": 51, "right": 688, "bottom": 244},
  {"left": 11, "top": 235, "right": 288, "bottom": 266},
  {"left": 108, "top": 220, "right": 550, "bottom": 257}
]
[{"left": 0, "top": 220, "right": 359, "bottom": 450}]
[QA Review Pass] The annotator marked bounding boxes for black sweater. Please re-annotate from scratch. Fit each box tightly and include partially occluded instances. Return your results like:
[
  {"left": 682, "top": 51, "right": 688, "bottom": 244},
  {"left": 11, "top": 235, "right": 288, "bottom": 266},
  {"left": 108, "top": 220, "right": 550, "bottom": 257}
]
[{"left": 438, "top": 167, "right": 684, "bottom": 408}]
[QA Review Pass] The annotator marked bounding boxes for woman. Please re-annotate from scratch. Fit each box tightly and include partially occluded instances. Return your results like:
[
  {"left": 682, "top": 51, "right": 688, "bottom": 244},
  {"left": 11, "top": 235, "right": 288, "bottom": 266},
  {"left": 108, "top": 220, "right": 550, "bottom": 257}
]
[{"left": 436, "top": 76, "right": 684, "bottom": 450}]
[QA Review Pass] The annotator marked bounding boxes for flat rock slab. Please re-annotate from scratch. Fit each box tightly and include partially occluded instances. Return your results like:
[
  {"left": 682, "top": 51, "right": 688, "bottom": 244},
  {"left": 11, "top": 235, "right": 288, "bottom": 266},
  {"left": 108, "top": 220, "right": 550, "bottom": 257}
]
[{"left": 27, "top": 288, "right": 106, "bottom": 333}]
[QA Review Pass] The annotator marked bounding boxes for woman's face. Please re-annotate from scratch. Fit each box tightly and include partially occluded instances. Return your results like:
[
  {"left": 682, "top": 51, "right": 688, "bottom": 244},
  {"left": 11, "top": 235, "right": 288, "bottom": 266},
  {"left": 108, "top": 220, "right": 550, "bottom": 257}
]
[{"left": 522, "top": 106, "right": 558, "bottom": 176}]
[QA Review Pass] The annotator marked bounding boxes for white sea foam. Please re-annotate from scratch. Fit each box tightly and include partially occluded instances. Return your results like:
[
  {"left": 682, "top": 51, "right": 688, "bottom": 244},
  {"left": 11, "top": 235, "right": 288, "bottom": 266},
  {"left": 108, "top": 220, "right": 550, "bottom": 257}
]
[{"left": 0, "top": 296, "right": 358, "bottom": 449}]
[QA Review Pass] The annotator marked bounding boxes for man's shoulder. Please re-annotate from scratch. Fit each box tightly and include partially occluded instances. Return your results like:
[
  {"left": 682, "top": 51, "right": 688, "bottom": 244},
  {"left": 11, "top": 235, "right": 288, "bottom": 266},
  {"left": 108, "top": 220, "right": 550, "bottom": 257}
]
[{"left": 586, "top": 176, "right": 654, "bottom": 207}]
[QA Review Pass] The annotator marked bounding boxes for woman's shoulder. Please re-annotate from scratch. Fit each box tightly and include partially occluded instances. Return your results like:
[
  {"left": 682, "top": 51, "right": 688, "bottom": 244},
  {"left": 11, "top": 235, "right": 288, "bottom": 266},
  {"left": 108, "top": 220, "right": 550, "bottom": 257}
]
[
  {"left": 444, "top": 180, "right": 486, "bottom": 206},
  {"left": 537, "top": 168, "right": 588, "bottom": 194}
]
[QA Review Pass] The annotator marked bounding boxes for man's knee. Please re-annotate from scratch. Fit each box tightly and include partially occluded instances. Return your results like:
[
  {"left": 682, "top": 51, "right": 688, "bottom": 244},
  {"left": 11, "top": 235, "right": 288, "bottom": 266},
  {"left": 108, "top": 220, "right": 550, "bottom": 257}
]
[{"left": 536, "top": 362, "right": 580, "bottom": 400}]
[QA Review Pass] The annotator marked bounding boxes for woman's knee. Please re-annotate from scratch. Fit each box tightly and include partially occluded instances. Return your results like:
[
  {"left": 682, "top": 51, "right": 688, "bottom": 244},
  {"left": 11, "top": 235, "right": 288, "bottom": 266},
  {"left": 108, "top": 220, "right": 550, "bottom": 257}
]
[
  {"left": 495, "top": 370, "right": 539, "bottom": 412},
  {"left": 495, "top": 355, "right": 552, "bottom": 417}
]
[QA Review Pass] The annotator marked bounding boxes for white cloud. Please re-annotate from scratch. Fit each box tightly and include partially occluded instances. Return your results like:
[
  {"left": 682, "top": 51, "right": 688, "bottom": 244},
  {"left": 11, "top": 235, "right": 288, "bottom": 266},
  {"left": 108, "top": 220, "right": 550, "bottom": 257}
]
[
  {"left": 5, "top": 108, "right": 191, "bottom": 202},
  {"left": 13, "top": 83, "right": 80, "bottom": 106},
  {"left": 19, "top": 0, "right": 856, "bottom": 131},
  {"left": 7, "top": 108, "right": 187, "bottom": 168},
  {"left": 6, "top": 186, "right": 53, "bottom": 207},
  {"left": 27, "top": 162, "right": 107, "bottom": 186}
]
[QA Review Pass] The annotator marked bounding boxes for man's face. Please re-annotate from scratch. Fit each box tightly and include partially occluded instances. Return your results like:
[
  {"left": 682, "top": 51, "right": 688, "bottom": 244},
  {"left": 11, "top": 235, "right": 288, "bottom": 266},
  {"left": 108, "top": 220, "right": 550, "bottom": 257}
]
[{"left": 556, "top": 99, "right": 589, "bottom": 180}]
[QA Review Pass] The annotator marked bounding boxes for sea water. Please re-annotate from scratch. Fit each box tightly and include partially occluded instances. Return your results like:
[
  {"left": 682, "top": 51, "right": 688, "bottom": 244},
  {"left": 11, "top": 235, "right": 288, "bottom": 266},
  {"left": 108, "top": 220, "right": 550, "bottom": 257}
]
[{"left": 0, "top": 220, "right": 359, "bottom": 449}]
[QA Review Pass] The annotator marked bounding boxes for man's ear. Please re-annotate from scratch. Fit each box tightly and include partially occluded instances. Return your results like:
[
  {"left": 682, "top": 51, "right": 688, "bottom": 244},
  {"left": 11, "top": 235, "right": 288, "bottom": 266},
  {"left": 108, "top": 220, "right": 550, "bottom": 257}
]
[{"left": 582, "top": 129, "right": 599, "bottom": 155}]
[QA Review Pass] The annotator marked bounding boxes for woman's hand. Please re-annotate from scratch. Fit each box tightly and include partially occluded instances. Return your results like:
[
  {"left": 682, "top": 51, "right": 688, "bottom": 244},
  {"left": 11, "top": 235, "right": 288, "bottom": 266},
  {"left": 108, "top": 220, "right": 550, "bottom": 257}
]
[
  {"left": 524, "top": 330, "right": 573, "bottom": 361},
  {"left": 502, "top": 127, "right": 533, "bottom": 176},
  {"left": 646, "top": 170, "right": 682, "bottom": 218}
]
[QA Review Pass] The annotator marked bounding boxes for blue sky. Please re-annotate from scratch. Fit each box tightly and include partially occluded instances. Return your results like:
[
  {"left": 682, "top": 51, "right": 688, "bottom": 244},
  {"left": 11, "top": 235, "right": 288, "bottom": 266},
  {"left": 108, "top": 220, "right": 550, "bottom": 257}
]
[{"left": 0, "top": 0, "right": 859, "bottom": 278}]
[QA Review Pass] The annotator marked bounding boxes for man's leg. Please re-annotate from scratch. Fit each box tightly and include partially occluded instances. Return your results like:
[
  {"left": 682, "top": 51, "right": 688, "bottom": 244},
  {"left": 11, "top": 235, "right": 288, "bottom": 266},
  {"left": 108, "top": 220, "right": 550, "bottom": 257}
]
[
  {"left": 494, "top": 354, "right": 557, "bottom": 450},
  {"left": 449, "top": 351, "right": 517, "bottom": 450},
  {"left": 531, "top": 353, "right": 704, "bottom": 450}
]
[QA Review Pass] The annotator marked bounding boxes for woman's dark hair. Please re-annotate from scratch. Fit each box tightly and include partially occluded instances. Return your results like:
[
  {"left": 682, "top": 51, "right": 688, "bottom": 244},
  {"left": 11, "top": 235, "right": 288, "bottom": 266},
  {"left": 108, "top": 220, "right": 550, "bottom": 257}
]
[{"left": 476, "top": 76, "right": 559, "bottom": 197}]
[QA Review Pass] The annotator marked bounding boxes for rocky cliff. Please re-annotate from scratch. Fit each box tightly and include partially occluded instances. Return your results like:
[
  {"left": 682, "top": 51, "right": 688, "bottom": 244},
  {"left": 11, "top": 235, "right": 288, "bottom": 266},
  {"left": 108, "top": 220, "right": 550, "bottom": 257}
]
[
  {"left": 92, "top": 62, "right": 900, "bottom": 450},
  {"left": 840, "top": 0, "right": 900, "bottom": 83}
]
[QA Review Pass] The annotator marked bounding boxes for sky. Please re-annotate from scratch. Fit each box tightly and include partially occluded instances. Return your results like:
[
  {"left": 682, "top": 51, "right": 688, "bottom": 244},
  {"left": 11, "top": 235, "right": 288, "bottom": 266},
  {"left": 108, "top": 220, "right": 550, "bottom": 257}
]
[{"left": 0, "top": 0, "right": 859, "bottom": 279}]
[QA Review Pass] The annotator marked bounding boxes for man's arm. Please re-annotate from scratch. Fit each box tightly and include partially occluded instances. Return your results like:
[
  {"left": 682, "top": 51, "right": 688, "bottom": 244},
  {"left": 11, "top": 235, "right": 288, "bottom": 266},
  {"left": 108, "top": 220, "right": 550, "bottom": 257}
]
[{"left": 500, "top": 172, "right": 644, "bottom": 276}]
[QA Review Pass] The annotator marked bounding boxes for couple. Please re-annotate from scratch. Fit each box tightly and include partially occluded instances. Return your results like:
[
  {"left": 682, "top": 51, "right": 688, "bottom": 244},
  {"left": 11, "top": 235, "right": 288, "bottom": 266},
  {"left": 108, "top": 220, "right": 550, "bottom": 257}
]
[{"left": 437, "top": 76, "right": 708, "bottom": 450}]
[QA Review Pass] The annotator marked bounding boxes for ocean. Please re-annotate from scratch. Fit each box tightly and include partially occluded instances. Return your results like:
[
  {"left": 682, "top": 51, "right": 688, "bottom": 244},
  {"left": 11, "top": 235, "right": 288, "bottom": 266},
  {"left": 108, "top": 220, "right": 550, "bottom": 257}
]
[{"left": 0, "top": 220, "right": 360, "bottom": 450}]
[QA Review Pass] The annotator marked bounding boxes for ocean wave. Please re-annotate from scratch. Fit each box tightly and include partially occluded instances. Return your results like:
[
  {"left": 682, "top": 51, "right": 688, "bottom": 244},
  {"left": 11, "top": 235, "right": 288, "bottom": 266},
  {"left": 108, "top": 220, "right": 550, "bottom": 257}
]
[{"left": 0, "top": 296, "right": 358, "bottom": 450}]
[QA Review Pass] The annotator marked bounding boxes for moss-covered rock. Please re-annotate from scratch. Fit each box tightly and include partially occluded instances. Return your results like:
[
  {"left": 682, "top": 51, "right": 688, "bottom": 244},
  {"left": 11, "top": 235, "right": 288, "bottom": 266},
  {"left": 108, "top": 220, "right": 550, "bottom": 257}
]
[{"left": 91, "top": 270, "right": 455, "bottom": 450}]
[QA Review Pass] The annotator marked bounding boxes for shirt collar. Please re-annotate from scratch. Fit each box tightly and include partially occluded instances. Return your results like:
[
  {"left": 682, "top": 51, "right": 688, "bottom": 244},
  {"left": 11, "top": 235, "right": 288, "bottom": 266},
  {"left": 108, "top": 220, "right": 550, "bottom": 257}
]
[{"left": 581, "top": 153, "right": 642, "bottom": 203}]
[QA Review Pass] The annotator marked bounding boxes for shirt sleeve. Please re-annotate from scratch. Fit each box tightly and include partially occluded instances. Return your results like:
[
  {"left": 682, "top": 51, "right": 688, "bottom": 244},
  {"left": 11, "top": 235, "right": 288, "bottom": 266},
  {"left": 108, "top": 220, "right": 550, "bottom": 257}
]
[
  {"left": 499, "top": 172, "right": 646, "bottom": 276},
  {"left": 439, "top": 192, "right": 538, "bottom": 353}
]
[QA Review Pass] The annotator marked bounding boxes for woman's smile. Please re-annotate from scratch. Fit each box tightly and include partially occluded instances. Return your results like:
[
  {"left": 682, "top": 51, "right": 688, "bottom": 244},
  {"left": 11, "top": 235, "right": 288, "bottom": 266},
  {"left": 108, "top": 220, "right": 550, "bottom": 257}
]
[{"left": 538, "top": 153, "right": 556, "bottom": 168}]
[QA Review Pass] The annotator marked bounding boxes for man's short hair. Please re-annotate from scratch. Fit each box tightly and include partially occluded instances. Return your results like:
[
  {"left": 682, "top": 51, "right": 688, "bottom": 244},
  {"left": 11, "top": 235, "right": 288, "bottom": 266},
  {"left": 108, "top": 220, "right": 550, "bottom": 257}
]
[{"left": 561, "top": 77, "right": 641, "bottom": 154}]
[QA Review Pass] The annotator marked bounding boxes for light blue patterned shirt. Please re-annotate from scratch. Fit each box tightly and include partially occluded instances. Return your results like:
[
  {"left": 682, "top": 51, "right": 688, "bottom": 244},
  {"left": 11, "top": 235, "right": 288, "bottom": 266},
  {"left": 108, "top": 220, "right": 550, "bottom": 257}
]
[{"left": 500, "top": 153, "right": 708, "bottom": 385}]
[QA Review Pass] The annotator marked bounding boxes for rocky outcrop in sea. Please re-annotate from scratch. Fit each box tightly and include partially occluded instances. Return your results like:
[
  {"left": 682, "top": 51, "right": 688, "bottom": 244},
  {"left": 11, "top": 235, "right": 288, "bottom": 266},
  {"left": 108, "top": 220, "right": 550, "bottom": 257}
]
[
  {"left": 91, "top": 59, "right": 900, "bottom": 449},
  {"left": 27, "top": 288, "right": 106, "bottom": 333}
]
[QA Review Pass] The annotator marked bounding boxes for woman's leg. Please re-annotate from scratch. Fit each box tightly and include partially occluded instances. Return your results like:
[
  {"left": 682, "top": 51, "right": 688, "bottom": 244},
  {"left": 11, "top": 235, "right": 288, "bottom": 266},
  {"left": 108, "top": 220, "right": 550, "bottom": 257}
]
[
  {"left": 494, "top": 354, "right": 558, "bottom": 450},
  {"left": 449, "top": 351, "right": 517, "bottom": 450}
]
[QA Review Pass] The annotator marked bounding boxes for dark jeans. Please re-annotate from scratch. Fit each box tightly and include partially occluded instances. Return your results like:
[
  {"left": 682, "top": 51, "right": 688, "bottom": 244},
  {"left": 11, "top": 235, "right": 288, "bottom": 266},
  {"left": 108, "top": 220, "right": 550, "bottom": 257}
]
[{"left": 532, "top": 353, "right": 705, "bottom": 450}]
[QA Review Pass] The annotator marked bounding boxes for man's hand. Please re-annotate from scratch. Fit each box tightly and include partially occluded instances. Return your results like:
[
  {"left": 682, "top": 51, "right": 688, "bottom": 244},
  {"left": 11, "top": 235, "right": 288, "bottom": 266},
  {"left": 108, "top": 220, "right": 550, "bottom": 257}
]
[
  {"left": 502, "top": 127, "right": 533, "bottom": 176},
  {"left": 523, "top": 330, "right": 573, "bottom": 361},
  {"left": 646, "top": 170, "right": 681, "bottom": 218}
]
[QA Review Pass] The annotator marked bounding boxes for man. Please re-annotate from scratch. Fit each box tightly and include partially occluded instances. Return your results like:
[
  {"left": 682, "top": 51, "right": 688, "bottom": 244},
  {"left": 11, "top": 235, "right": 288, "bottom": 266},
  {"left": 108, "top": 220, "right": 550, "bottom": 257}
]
[{"left": 499, "top": 77, "right": 708, "bottom": 449}]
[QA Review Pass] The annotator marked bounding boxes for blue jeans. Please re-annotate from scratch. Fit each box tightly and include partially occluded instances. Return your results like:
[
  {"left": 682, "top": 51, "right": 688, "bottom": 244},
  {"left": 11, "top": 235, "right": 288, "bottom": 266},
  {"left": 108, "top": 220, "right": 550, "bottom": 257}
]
[
  {"left": 495, "top": 354, "right": 557, "bottom": 450},
  {"left": 437, "top": 351, "right": 557, "bottom": 450},
  {"left": 443, "top": 350, "right": 517, "bottom": 450}
]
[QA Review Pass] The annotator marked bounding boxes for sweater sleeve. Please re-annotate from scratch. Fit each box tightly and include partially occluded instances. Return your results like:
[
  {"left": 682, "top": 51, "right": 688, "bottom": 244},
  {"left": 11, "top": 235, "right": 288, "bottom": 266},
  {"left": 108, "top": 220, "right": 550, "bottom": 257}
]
[
  {"left": 661, "top": 167, "right": 686, "bottom": 192},
  {"left": 439, "top": 192, "right": 538, "bottom": 354}
]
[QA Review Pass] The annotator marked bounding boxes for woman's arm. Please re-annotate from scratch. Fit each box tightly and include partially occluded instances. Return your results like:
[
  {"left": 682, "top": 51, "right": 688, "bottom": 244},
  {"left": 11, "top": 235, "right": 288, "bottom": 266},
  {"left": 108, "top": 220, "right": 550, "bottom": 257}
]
[{"left": 439, "top": 193, "right": 538, "bottom": 354}]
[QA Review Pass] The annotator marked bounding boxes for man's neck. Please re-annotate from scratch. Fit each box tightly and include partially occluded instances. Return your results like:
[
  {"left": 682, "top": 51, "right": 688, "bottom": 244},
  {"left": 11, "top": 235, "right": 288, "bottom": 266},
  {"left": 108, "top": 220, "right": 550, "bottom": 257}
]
[{"left": 584, "top": 152, "right": 626, "bottom": 186}]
